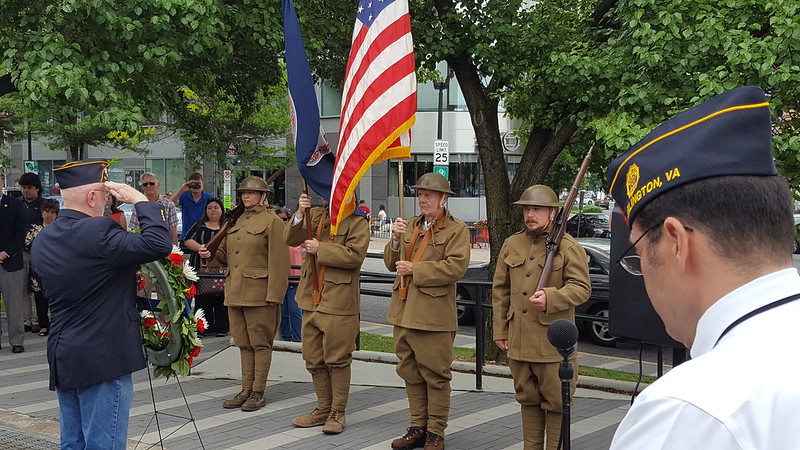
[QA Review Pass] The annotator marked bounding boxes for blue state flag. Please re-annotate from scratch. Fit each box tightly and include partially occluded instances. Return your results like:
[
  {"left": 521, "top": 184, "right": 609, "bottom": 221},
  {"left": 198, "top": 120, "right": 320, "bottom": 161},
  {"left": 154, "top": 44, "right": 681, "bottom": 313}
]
[{"left": 282, "top": 0, "right": 333, "bottom": 200}]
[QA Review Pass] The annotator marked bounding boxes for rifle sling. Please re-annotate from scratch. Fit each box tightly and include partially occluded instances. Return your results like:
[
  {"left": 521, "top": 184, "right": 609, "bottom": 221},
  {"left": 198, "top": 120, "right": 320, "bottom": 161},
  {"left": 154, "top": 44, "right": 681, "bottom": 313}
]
[{"left": 399, "top": 212, "right": 443, "bottom": 299}]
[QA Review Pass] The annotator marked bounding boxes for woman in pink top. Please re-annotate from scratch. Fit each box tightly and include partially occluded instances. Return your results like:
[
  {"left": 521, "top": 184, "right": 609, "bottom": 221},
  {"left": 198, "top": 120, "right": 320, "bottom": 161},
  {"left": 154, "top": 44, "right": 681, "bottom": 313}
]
[{"left": 277, "top": 207, "right": 304, "bottom": 342}]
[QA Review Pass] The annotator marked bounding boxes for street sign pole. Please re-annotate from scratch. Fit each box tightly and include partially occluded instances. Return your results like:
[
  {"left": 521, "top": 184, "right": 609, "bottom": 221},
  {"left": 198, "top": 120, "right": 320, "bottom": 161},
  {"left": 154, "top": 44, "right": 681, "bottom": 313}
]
[{"left": 223, "top": 170, "right": 232, "bottom": 209}]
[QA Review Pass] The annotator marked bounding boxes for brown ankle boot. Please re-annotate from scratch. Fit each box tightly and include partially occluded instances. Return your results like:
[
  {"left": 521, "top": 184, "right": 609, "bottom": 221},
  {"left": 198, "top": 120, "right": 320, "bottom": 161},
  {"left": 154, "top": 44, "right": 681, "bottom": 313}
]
[
  {"left": 391, "top": 426, "right": 427, "bottom": 450},
  {"left": 222, "top": 390, "right": 252, "bottom": 409},
  {"left": 322, "top": 410, "right": 346, "bottom": 434},
  {"left": 240, "top": 391, "right": 266, "bottom": 412},
  {"left": 423, "top": 432, "right": 445, "bottom": 450},
  {"left": 292, "top": 407, "right": 331, "bottom": 427}
]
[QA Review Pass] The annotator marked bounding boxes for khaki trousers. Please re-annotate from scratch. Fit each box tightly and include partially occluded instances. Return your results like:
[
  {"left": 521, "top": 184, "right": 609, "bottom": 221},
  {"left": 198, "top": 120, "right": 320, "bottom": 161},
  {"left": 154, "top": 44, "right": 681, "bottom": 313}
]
[
  {"left": 393, "top": 326, "right": 455, "bottom": 437},
  {"left": 228, "top": 305, "right": 280, "bottom": 392},
  {"left": 301, "top": 311, "right": 359, "bottom": 411},
  {"left": 509, "top": 358, "right": 577, "bottom": 450}
]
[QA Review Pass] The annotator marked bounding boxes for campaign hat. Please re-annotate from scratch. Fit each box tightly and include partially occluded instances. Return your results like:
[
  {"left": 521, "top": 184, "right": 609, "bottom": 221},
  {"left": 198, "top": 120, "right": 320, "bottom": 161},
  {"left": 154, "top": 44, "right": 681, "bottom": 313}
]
[
  {"left": 53, "top": 159, "right": 110, "bottom": 189},
  {"left": 606, "top": 86, "right": 776, "bottom": 226}
]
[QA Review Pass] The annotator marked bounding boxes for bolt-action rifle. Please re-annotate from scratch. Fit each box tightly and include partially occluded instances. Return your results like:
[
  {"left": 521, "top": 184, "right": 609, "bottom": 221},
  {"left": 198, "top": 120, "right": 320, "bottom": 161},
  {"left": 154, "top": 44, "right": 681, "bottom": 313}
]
[{"left": 535, "top": 144, "right": 594, "bottom": 292}]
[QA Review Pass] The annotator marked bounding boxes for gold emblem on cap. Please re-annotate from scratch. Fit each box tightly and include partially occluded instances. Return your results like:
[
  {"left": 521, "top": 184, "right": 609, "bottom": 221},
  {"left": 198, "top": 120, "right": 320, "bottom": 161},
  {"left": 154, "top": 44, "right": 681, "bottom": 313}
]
[{"left": 625, "top": 163, "right": 640, "bottom": 199}]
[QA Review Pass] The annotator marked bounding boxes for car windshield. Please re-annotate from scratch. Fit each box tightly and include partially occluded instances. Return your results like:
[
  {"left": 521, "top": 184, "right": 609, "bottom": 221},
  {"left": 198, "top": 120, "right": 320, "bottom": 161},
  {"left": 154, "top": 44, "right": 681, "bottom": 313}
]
[{"left": 582, "top": 215, "right": 610, "bottom": 226}]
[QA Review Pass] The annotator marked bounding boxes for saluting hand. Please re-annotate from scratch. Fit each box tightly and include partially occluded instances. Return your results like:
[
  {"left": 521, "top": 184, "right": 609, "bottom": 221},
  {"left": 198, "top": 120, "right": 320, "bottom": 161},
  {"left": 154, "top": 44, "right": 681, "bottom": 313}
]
[{"left": 106, "top": 181, "right": 147, "bottom": 205}]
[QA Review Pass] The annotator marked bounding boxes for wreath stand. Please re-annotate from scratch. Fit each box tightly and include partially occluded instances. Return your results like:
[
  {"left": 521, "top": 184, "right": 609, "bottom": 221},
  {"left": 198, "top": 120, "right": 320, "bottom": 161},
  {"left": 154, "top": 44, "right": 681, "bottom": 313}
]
[{"left": 135, "top": 260, "right": 206, "bottom": 450}]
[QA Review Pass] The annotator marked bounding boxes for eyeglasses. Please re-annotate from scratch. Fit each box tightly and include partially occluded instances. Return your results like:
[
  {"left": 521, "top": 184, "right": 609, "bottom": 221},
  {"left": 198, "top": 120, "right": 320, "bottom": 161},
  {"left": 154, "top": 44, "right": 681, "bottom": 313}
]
[
  {"left": 617, "top": 221, "right": 694, "bottom": 276},
  {"left": 92, "top": 189, "right": 110, "bottom": 197},
  {"left": 142, "top": 182, "right": 157, "bottom": 187}
]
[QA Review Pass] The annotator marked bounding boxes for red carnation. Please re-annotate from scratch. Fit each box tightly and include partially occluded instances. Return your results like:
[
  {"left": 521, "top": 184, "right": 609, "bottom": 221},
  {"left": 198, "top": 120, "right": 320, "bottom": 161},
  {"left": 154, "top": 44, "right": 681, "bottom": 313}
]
[
  {"left": 143, "top": 317, "right": 157, "bottom": 327},
  {"left": 197, "top": 318, "right": 205, "bottom": 333},
  {"left": 168, "top": 253, "right": 183, "bottom": 266},
  {"left": 159, "top": 331, "right": 171, "bottom": 338},
  {"left": 137, "top": 277, "right": 146, "bottom": 291},
  {"left": 191, "top": 346, "right": 201, "bottom": 357},
  {"left": 187, "top": 356, "right": 194, "bottom": 366},
  {"left": 186, "top": 284, "right": 196, "bottom": 298}
]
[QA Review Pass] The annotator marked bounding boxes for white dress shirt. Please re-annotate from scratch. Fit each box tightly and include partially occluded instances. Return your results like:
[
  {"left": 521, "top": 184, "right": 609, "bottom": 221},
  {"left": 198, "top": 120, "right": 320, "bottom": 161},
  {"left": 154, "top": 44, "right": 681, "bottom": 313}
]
[{"left": 611, "top": 268, "right": 800, "bottom": 449}]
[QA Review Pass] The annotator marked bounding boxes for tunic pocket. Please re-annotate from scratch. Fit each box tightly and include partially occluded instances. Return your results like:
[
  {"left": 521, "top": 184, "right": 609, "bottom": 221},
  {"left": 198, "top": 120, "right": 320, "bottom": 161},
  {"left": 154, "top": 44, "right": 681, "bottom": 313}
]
[{"left": 242, "top": 268, "right": 269, "bottom": 279}]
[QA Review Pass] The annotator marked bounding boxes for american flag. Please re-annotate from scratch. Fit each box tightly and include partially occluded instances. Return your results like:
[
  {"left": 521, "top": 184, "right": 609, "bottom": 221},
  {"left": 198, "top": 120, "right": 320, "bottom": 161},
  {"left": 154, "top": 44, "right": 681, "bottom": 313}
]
[{"left": 329, "top": 0, "right": 417, "bottom": 234}]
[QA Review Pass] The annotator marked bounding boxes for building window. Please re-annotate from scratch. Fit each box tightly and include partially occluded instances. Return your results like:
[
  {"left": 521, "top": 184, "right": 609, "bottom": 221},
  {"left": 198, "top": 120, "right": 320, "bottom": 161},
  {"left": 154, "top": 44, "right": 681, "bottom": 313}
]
[{"left": 320, "top": 81, "right": 343, "bottom": 118}]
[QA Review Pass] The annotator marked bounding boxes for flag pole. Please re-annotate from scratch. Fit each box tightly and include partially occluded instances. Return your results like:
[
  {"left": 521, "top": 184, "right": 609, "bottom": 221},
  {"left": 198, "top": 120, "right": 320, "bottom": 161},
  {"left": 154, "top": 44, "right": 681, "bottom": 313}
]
[
  {"left": 398, "top": 161, "right": 407, "bottom": 294},
  {"left": 301, "top": 179, "right": 321, "bottom": 305}
]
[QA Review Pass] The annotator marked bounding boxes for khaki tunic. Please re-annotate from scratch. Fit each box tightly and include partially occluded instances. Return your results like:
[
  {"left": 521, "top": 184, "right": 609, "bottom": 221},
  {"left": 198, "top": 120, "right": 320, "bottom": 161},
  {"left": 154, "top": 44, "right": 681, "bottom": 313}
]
[
  {"left": 492, "top": 230, "right": 591, "bottom": 362},
  {"left": 212, "top": 205, "right": 290, "bottom": 306},
  {"left": 383, "top": 211, "right": 471, "bottom": 332},
  {"left": 284, "top": 208, "right": 370, "bottom": 315}
]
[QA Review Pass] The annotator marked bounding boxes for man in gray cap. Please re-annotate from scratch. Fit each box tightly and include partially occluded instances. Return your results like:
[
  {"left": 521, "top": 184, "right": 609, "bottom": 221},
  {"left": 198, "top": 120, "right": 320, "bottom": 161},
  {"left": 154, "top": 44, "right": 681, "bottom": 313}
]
[
  {"left": 31, "top": 159, "right": 172, "bottom": 449},
  {"left": 608, "top": 86, "right": 800, "bottom": 448},
  {"left": 492, "top": 185, "right": 590, "bottom": 450}
]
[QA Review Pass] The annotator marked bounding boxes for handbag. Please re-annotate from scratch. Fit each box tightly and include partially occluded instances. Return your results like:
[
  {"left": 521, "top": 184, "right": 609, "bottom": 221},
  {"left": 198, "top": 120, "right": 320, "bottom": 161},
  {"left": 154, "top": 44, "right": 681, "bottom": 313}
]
[{"left": 195, "top": 267, "right": 226, "bottom": 297}]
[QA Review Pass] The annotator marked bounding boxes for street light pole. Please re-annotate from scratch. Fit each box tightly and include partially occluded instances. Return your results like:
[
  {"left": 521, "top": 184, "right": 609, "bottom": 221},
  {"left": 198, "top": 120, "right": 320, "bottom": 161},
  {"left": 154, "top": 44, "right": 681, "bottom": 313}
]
[{"left": 433, "top": 65, "right": 455, "bottom": 140}]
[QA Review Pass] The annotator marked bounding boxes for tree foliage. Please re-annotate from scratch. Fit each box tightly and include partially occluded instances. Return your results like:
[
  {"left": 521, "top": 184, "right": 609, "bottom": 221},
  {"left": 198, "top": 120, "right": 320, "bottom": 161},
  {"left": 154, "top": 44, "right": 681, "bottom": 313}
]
[{"left": 0, "top": 0, "right": 287, "bottom": 160}]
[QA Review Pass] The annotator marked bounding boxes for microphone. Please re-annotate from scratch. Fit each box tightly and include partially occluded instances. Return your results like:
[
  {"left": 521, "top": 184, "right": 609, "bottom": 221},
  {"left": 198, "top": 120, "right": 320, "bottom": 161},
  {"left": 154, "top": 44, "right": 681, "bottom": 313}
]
[{"left": 547, "top": 319, "right": 579, "bottom": 358}]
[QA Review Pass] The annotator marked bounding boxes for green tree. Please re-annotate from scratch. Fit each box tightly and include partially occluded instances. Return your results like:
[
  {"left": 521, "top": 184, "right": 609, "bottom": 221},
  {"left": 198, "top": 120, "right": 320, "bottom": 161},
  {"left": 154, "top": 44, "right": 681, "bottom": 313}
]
[{"left": 0, "top": 0, "right": 287, "bottom": 159}]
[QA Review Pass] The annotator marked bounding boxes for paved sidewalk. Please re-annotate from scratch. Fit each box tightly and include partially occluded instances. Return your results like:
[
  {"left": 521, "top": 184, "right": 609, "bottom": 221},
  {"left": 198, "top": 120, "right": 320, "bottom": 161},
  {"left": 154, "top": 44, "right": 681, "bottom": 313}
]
[{"left": 0, "top": 332, "right": 631, "bottom": 450}]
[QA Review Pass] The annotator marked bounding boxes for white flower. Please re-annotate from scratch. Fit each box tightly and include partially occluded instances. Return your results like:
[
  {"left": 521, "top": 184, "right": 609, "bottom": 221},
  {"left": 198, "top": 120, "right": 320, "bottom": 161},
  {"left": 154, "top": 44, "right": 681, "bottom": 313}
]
[
  {"left": 171, "top": 245, "right": 184, "bottom": 256},
  {"left": 182, "top": 260, "right": 199, "bottom": 281},
  {"left": 194, "top": 308, "right": 206, "bottom": 323}
]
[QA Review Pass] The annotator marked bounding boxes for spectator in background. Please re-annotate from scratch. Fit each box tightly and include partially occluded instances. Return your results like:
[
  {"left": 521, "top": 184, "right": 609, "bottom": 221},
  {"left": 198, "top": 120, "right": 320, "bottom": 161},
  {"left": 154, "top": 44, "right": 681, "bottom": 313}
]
[
  {"left": 129, "top": 172, "right": 178, "bottom": 245},
  {"left": 104, "top": 193, "right": 127, "bottom": 229},
  {"left": 0, "top": 172, "right": 27, "bottom": 353},
  {"left": 184, "top": 197, "right": 228, "bottom": 336},
  {"left": 25, "top": 198, "right": 60, "bottom": 336},
  {"left": 377, "top": 204, "right": 387, "bottom": 229},
  {"left": 358, "top": 199, "right": 371, "bottom": 217},
  {"left": 276, "top": 207, "right": 303, "bottom": 343},
  {"left": 18, "top": 172, "right": 44, "bottom": 333},
  {"left": 171, "top": 172, "right": 214, "bottom": 242}
]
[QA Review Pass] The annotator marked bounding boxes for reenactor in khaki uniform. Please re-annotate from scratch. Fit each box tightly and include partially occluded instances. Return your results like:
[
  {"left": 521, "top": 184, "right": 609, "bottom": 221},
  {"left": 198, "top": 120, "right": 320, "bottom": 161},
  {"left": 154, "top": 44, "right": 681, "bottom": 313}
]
[
  {"left": 492, "top": 185, "right": 591, "bottom": 450},
  {"left": 385, "top": 173, "right": 470, "bottom": 450},
  {"left": 285, "top": 193, "right": 370, "bottom": 434},
  {"left": 212, "top": 176, "right": 290, "bottom": 412}
]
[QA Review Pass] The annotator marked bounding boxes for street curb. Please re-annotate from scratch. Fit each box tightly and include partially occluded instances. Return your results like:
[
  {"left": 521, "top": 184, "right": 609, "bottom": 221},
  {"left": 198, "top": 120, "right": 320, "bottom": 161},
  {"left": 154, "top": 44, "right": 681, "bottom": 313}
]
[{"left": 272, "top": 341, "right": 647, "bottom": 395}]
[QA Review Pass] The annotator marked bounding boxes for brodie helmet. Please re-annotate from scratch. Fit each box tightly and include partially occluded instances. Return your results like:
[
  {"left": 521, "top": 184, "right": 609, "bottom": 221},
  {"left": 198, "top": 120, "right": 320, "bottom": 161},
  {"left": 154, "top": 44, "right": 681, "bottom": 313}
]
[
  {"left": 513, "top": 185, "right": 559, "bottom": 207},
  {"left": 236, "top": 176, "right": 271, "bottom": 193},
  {"left": 412, "top": 172, "right": 455, "bottom": 195}
]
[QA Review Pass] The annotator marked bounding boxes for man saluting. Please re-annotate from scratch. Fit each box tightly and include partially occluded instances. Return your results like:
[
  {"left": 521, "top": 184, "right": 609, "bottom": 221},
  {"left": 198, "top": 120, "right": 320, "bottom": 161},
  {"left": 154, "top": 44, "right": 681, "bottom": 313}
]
[{"left": 31, "top": 159, "right": 172, "bottom": 450}]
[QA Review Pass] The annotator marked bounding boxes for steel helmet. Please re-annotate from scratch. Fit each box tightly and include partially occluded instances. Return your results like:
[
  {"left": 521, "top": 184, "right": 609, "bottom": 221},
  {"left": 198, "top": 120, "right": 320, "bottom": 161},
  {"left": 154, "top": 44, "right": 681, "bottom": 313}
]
[
  {"left": 513, "top": 185, "right": 560, "bottom": 207},
  {"left": 236, "top": 176, "right": 271, "bottom": 193},
  {"left": 412, "top": 172, "right": 455, "bottom": 195}
]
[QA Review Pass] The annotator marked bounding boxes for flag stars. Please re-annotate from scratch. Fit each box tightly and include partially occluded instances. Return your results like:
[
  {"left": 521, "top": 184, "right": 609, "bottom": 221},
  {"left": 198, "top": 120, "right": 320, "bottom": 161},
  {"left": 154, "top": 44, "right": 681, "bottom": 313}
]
[
  {"left": 358, "top": 5, "right": 364, "bottom": 13},
  {"left": 369, "top": 14, "right": 373, "bottom": 21},
  {"left": 368, "top": 2, "right": 372, "bottom": 7}
]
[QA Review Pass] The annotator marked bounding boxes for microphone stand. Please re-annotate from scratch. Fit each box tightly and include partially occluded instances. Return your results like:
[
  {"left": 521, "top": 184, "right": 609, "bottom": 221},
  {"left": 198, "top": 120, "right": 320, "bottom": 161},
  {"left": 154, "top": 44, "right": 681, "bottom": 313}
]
[{"left": 557, "top": 349, "right": 574, "bottom": 450}]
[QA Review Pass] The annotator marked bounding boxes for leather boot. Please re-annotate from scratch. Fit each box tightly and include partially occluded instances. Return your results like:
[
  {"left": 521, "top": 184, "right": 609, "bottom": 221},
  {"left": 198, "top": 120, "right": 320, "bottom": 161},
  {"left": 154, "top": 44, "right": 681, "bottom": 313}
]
[
  {"left": 521, "top": 405, "right": 545, "bottom": 450},
  {"left": 292, "top": 407, "right": 330, "bottom": 428},
  {"left": 423, "top": 432, "right": 445, "bottom": 450},
  {"left": 330, "top": 366, "right": 352, "bottom": 412},
  {"left": 391, "top": 426, "right": 427, "bottom": 450},
  {"left": 545, "top": 411, "right": 563, "bottom": 450},
  {"left": 241, "top": 391, "right": 266, "bottom": 412},
  {"left": 223, "top": 390, "right": 252, "bottom": 409},
  {"left": 322, "top": 409, "right": 346, "bottom": 434}
]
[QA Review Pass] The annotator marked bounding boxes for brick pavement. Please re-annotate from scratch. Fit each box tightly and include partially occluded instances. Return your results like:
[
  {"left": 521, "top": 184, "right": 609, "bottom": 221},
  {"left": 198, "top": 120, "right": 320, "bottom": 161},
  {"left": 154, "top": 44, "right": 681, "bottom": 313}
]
[{"left": 1, "top": 327, "right": 630, "bottom": 449}]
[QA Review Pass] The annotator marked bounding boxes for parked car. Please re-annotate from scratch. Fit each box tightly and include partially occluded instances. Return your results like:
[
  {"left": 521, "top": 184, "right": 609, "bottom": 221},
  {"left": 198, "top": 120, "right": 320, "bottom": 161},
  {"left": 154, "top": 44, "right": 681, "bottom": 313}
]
[
  {"left": 455, "top": 237, "right": 617, "bottom": 346},
  {"left": 594, "top": 196, "right": 612, "bottom": 209},
  {"left": 566, "top": 213, "right": 611, "bottom": 238}
]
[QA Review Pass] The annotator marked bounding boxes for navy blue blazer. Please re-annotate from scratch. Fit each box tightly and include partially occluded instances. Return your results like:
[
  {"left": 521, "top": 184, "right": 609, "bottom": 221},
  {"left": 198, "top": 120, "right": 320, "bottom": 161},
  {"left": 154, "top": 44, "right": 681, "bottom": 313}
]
[
  {"left": 0, "top": 194, "right": 26, "bottom": 272},
  {"left": 31, "top": 202, "right": 172, "bottom": 391}
]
